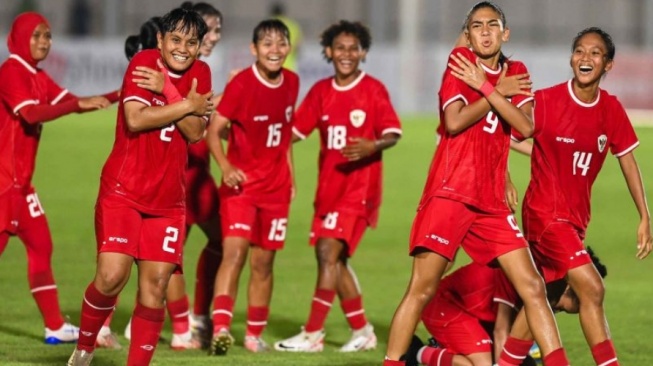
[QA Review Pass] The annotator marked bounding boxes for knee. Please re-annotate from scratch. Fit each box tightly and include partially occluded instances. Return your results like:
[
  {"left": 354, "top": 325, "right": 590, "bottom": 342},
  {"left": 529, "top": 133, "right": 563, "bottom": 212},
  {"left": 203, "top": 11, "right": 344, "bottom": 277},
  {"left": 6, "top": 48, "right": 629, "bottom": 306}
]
[
  {"left": 221, "top": 247, "right": 247, "bottom": 270},
  {"left": 517, "top": 274, "right": 547, "bottom": 304},
  {"left": 94, "top": 268, "right": 129, "bottom": 296},
  {"left": 140, "top": 272, "right": 171, "bottom": 301},
  {"left": 315, "top": 242, "right": 340, "bottom": 271},
  {"left": 576, "top": 277, "right": 605, "bottom": 306},
  {"left": 250, "top": 256, "right": 273, "bottom": 279}
]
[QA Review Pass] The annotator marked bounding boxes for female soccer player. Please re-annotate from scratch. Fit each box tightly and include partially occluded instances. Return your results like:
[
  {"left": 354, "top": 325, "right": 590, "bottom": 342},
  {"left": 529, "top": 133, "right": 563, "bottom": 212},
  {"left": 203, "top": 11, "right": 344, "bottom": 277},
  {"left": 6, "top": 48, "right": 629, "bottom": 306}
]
[
  {"left": 273, "top": 20, "right": 401, "bottom": 353},
  {"left": 206, "top": 19, "right": 299, "bottom": 355},
  {"left": 68, "top": 7, "right": 213, "bottom": 366},
  {"left": 499, "top": 27, "right": 652, "bottom": 366},
  {"left": 0, "top": 11, "right": 116, "bottom": 345},
  {"left": 384, "top": 2, "right": 570, "bottom": 365}
]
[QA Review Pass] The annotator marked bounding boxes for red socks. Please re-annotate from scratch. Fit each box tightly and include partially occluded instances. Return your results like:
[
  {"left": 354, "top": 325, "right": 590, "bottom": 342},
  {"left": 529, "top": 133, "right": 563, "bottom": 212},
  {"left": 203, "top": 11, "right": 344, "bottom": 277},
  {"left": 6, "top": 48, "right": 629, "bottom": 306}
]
[
  {"left": 591, "top": 339, "right": 619, "bottom": 365},
  {"left": 498, "top": 337, "right": 533, "bottom": 365},
  {"left": 341, "top": 296, "right": 367, "bottom": 330},
  {"left": 304, "top": 288, "right": 336, "bottom": 332},
  {"left": 383, "top": 359, "right": 405, "bottom": 366},
  {"left": 30, "top": 271, "right": 65, "bottom": 330},
  {"left": 127, "top": 302, "right": 165, "bottom": 366},
  {"left": 193, "top": 243, "right": 221, "bottom": 316},
  {"left": 543, "top": 348, "right": 570, "bottom": 366},
  {"left": 167, "top": 296, "right": 190, "bottom": 335},
  {"left": 246, "top": 306, "right": 269, "bottom": 337},
  {"left": 212, "top": 295, "right": 234, "bottom": 334},
  {"left": 77, "top": 283, "right": 117, "bottom": 352}
]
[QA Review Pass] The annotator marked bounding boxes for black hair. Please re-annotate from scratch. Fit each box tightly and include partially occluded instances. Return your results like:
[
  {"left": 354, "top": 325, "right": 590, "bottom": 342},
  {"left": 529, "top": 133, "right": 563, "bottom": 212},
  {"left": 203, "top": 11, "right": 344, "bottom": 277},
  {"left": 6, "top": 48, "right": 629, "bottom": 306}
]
[
  {"left": 160, "top": 6, "right": 208, "bottom": 42},
  {"left": 462, "top": 1, "right": 508, "bottom": 64},
  {"left": 572, "top": 27, "right": 616, "bottom": 61},
  {"left": 545, "top": 246, "right": 608, "bottom": 307},
  {"left": 319, "top": 20, "right": 372, "bottom": 63},
  {"left": 251, "top": 19, "right": 290, "bottom": 44},
  {"left": 124, "top": 16, "right": 163, "bottom": 60},
  {"left": 587, "top": 246, "right": 608, "bottom": 278},
  {"left": 180, "top": 1, "right": 223, "bottom": 23}
]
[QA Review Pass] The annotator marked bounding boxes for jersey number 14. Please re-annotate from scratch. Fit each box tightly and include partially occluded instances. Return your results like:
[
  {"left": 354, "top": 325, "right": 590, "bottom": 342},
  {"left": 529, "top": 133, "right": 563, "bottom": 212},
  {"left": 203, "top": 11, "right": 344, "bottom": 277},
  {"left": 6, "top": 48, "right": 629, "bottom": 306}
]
[{"left": 572, "top": 151, "right": 592, "bottom": 176}]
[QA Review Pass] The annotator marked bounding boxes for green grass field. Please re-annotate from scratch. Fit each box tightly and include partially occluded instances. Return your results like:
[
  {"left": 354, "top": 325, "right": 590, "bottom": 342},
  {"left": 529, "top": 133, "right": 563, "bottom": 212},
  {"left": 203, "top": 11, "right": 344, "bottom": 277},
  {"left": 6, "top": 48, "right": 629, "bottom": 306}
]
[{"left": 1, "top": 111, "right": 652, "bottom": 365}]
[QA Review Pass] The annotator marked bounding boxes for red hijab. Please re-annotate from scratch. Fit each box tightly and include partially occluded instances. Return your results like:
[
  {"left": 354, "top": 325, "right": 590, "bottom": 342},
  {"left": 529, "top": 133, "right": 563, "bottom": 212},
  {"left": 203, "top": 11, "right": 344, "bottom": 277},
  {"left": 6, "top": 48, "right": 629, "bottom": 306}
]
[{"left": 7, "top": 12, "right": 50, "bottom": 67}]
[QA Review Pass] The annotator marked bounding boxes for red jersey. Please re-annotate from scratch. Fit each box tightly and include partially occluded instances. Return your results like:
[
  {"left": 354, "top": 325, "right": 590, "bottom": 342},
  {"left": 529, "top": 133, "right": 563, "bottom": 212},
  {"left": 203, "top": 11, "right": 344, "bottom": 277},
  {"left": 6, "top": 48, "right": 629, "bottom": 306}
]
[
  {"left": 422, "top": 262, "right": 518, "bottom": 324},
  {"left": 217, "top": 65, "right": 299, "bottom": 203},
  {"left": 293, "top": 72, "right": 402, "bottom": 224},
  {"left": 0, "top": 54, "right": 71, "bottom": 194},
  {"left": 520, "top": 80, "right": 639, "bottom": 240},
  {"left": 100, "top": 49, "right": 211, "bottom": 214},
  {"left": 419, "top": 47, "right": 533, "bottom": 213}
]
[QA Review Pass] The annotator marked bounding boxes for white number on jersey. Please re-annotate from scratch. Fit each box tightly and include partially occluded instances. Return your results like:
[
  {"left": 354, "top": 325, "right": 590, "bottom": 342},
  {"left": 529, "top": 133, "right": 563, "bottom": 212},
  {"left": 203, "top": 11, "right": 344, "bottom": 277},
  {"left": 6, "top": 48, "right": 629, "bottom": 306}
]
[
  {"left": 327, "top": 126, "right": 347, "bottom": 150},
  {"left": 323, "top": 212, "right": 339, "bottom": 230},
  {"left": 160, "top": 125, "right": 176, "bottom": 142},
  {"left": 162, "top": 226, "right": 179, "bottom": 253},
  {"left": 483, "top": 111, "right": 499, "bottom": 134},
  {"left": 506, "top": 214, "right": 524, "bottom": 238},
  {"left": 572, "top": 151, "right": 593, "bottom": 176},
  {"left": 267, "top": 123, "right": 282, "bottom": 147},
  {"left": 268, "top": 218, "right": 288, "bottom": 241},
  {"left": 26, "top": 193, "right": 45, "bottom": 218}
]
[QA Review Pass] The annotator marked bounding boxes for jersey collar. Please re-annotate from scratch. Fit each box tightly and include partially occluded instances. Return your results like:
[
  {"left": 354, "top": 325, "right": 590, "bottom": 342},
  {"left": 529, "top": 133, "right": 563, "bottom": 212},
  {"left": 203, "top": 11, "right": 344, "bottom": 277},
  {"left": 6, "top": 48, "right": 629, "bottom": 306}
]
[
  {"left": 331, "top": 71, "right": 366, "bottom": 91},
  {"left": 252, "top": 64, "right": 284, "bottom": 89},
  {"left": 567, "top": 79, "right": 600, "bottom": 107},
  {"left": 9, "top": 54, "right": 37, "bottom": 74}
]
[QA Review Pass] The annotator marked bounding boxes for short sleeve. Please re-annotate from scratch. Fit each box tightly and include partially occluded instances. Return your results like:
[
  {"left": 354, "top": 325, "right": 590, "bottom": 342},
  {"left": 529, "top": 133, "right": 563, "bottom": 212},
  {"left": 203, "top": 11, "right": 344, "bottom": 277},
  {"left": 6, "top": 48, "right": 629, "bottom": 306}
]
[
  {"left": 194, "top": 62, "right": 212, "bottom": 95},
  {"left": 508, "top": 62, "right": 534, "bottom": 109},
  {"left": 493, "top": 270, "right": 519, "bottom": 309},
  {"left": 439, "top": 47, "right": 477, "bottom": 112},
  {"left": 121, "top": 52, "right": 156, "bottom": 107},
  {"left": 42, "top": 73, "right": 69, "bottom": 105},
  {"left": 292, "top": 84, "right": 321, "bottom": 140},
  {"left": 607, "top": 97, "right": 639, "bottom": 157},
  {"left": 373, "top": 83, "right": 402, "bottom": 137},
  {"left": 0, "top": 63, "right": 39, "bottom": 114},
  {"left": 216, "top": 73, "right": 245, "bottom": 121}
]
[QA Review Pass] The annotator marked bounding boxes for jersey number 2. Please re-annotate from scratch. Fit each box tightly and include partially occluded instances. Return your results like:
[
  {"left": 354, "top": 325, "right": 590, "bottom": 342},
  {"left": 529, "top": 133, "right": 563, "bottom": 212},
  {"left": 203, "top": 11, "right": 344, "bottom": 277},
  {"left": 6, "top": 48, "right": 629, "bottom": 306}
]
[
  {"left": 162, "top": 227, "right": 179, "bottom": 253},
  {"left": 26, "top": 193, "right": 45, "bottom": 218}
]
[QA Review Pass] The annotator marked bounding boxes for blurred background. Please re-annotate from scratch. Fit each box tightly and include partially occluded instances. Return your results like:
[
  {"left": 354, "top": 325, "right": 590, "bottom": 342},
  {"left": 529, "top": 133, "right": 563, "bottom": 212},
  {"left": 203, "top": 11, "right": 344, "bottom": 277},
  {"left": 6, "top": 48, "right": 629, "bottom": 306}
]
[{"left": 1, "top": 0, "right": 653, "bottom": 114}]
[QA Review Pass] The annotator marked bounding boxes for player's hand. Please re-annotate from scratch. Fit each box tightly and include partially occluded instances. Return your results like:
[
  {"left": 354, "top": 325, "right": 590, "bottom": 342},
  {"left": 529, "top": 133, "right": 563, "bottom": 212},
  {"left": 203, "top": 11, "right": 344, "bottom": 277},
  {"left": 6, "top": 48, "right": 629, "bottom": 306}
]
[
  {"left": 504, "top": 179, "right": 519, "bottom": 212},
  {"left": 495, "top": 63, "right": 533, "bottom": 97},
  {"left": 636, "top": 219, "right": 652, "bottom": 259},
  {"left": 221, "top": 162, "right": 246, "bottom": 189},
  {"left": 341, "top": 137, "right": 376, "bottom": 161},
  {"left": 186, "top": 78, "right": 214, "bottom": 116},
  {"left": 448, "top": 52, "right": 487, "bottom": 91},
  {"left": 132, "top": 66, "right": 165, "bottom": 94},
  {"left": 78, "top": 96, "right": 111, "bottom": 110}
]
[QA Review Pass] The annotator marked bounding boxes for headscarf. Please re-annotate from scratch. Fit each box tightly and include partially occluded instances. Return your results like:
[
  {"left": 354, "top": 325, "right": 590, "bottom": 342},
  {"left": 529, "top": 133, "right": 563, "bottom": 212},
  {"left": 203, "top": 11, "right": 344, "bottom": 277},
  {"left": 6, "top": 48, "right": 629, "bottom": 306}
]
[{"left": 7, "top": 12, "right": 50, "bottom": 67}]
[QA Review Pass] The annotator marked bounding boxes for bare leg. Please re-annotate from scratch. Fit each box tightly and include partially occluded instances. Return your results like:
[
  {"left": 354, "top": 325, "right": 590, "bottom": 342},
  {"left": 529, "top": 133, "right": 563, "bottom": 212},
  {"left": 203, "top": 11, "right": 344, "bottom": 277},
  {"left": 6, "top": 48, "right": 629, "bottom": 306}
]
[{"left": 567, "top": 263, "right": 610, "bottom": 347}]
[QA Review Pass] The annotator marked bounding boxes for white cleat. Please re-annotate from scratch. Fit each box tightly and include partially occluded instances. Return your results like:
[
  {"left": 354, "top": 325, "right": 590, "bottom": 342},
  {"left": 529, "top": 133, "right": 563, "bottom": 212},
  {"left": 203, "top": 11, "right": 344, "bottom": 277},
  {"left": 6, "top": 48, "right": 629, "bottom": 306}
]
[
  {"left": 44, "top": 322, "right": 79, "bottom": 345},
  {"left": 339, "top": 323, "right": 377, "bottom": 352},
  {"left": 189, "top": 314, "right": 212, "bottom": 349},
  {"left": 124, "top": 318, "right": 131, "bottom": 341},
  {"left": 171, "top": 330, "right": 201, "bottom": 350},
  {"left": 244, "top": 335, "right": 270, "bottom": 353},
  {"left": 274, "top": 327, "right": 325, "bottom": 352},
  {"left": 67, "top": 348, "right": 94, "bottom": 366},
  {"left": 95, "top": 326, "right": 122, "bottom": 350}
]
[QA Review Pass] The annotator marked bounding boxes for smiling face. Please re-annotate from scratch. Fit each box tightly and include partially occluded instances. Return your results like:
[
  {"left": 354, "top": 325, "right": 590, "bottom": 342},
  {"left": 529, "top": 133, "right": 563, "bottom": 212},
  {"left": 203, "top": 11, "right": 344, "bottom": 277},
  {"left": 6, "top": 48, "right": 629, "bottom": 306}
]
[
  {"left": 157, "top": 23, "right": 201, "bottom": 72},
  {"left": 326, "top": 32, "right": 366, "bottom": 81},
  {"left": 464, "top": 7, "right": 509, "bottom": 60},
  {"left": 199, "top": 15, "right": 221, "bottom": 57},
  {"left": 30, "top": 22, "right": 51, "bottom": 62},
  {"left": 250, "top": 29, "right": 290, "bottom": 76},
  {"left": 570, "top": 32, "right": 613, "bottom": 87}
]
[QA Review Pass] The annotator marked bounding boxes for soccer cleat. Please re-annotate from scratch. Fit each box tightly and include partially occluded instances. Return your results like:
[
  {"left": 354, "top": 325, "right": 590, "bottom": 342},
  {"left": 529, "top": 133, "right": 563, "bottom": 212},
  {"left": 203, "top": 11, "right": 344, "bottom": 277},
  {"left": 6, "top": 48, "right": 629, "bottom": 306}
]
[
  {"left": 124, "top": 318, "right": 131, "bottom": 341},
  {"left": 339, "top": 323, "right": 377, "bottom": 352},
  {"left": 405, "top": 335, "right": 425, "bottom": 366},
  {"left": 67, "top": 349, "right": 94, "bottom": 366},
  {"left": 529, "top": 343, "right": 542, "bottom": 362},
  {"left": 171, "top": 330, "right": 201, "bottom": 350},
  {"left": 273, "top": 327, "right": 325, "bottom": 352},
  {"left": 44, "top": 322, "right": 79, "bottom": 345},
  {"left": 190, "top": 314, "right": 212, "bottom": 349},
  {"left": 209, "top": 328, "right": 234, "bottom": 356},
  {"left": 244, "top": 335, "right": 270, "bottom": 353},
  {"left": 95, "top": 326, "right": 122, "bottom": 350}
]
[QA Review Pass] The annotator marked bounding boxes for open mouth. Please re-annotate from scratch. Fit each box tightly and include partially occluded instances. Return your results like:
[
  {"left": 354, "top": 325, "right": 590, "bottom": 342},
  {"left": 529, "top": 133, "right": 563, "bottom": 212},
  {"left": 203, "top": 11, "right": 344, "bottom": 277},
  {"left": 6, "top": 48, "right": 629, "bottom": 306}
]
[
  {"left": 172, "top": 54, "right": 189, "bottom": 62},
  {"left": 579, "top": 65, "right": 593, "bottom": 75}
]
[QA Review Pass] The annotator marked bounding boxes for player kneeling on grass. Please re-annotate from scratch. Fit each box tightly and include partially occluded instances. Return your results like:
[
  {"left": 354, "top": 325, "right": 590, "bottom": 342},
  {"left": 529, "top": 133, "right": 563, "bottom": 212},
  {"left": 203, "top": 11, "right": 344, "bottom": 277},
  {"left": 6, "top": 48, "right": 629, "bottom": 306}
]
[
  {"left": 206, "top": 19, "right": 299, "bottom": 355},
  {"left": 404, "top": 247, "right": 606, "bottom": 366},
  {"left": 274, "top": 20, "right": 401, "bottom": 353},
  {"left": 0, "top": 11, "right": 117, "bottom": 345},
  {"left": 67, "top": 6, "right": 213, "bottom": 366}
]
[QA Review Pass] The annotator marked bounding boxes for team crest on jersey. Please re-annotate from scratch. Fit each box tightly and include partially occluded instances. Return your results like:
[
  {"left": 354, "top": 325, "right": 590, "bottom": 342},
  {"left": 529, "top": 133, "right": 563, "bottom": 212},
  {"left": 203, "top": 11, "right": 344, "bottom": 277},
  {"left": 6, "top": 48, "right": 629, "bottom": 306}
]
[
  {"left": 350, "top": 109, "right": 366, "bottom": 128},
  {"left": 285, "top": 106, "right": 293, "bottom": 123},
  {"left": 598, "top": 134, "right": 607, "bottom": 153}
]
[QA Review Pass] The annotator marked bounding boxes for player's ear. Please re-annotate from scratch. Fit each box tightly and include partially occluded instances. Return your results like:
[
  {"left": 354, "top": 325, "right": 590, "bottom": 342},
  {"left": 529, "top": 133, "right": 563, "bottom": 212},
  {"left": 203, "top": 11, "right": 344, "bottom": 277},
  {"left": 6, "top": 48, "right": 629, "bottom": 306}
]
[
  {"left": 502, "top": 27, "right": 510, "bottom": 43},
  {"left": 604, "top": 59, "right": 614, "bottom": 73},
  {"left": 325, "top": 46, "right": 333, "bottom": 60},
  {"left": 157, "top": 31, "right": 163, "bottom": 50},
  {"left": 249, "top": 42, "right": 257, "bottom": 57}
]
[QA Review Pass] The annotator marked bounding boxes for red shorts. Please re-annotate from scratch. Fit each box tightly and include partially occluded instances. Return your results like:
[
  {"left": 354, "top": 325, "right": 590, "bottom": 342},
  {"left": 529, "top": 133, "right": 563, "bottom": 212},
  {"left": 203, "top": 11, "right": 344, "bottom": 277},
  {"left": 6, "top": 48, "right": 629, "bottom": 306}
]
[
  {"left": 185, "top": 169, "right": 220, "bottom": 226},
  {"left": 422, "top": 299, "right": 492, "bottom": 355},
  {"left": 95, "top": 193, "right": 185, "bottom": 267},
  {"left": 410, "top": 197, "right": 527, "bottom": 264},
  {"left": 220, "top": 195, "right": 289, "bottom": 251},
  {"left": 309, "top": 211, "right": 368, "bottom": 256},
  {"left": 529, "top": 222, "right": 591, "bottom": 283}
]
